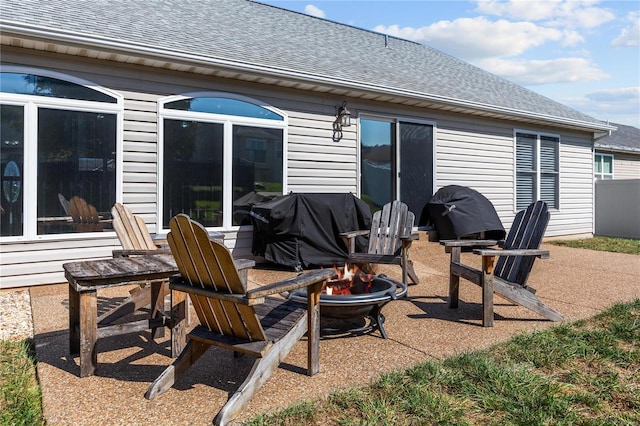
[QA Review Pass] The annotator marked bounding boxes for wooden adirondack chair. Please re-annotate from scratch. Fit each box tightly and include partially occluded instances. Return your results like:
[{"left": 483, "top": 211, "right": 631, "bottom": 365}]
[
  {"left": 441, "top": 200, "right": 563, "bottom": 327},
  {"left": 340, "top": 200, "right": 419, "bottom": 285},
  {"left": 100, "top": 203, "right": 173, "bottom": 326},
  {"left": 145, "top": 214, "right": 334, "bottom": 426},
  {"left": 111, "top": 202, "right": 170, "bottom": 256}
]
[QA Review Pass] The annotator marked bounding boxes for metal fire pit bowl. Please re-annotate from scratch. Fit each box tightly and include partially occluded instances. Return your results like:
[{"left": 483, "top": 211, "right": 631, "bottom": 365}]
[{"left": 288, "top": 274, "right": 407, "bottom": 339}]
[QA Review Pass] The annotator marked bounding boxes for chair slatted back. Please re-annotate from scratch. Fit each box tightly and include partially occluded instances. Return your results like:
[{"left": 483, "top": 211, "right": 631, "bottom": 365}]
[
  {"left": 168, "top": 214, "right": 265, "bottom": 341},
  {"left": 494, "top": 201, "right": 549, "bottom": 286},
  {"left": 368, "top": 200, "right": 415, "bottom": 256},
  {"left": 111, "top": 203, "right": 157, "bottom": 250}
]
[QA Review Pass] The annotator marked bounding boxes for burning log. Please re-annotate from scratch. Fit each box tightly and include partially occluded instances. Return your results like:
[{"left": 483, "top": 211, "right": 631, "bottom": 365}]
[{"left": 324, "top": 263, "right": 373, "bottom": 295}]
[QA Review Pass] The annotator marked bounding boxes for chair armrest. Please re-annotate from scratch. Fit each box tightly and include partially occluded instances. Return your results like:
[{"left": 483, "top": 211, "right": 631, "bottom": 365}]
[
  {"left": 399, "top": 233, "right": 420, "bottom": 241},
  {"left": 339, "top": 230, "right": 370, "bottom": 239},
  {"left": 473, "top": 248, "right": 550, "bottom": 259},
  {"left": 169, "top": 279, "right": 264, "bottom": 305},
  {"left": 246, "top": 269, "right": 335, "bottom": 299},
  {"left": 234, "top": 258, "right": 256, "bottom": 271},
  {"left": 440, "top": 239, "right": 498, "bottom": 248}
]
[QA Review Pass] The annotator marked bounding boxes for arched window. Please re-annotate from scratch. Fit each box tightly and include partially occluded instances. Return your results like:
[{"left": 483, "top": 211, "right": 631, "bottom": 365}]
[
  {"left": 160, "top": 94, "right": 286, "bottom": 229},
  {"left": 0, "top": 69, "right": 121, "bottom": 239}
]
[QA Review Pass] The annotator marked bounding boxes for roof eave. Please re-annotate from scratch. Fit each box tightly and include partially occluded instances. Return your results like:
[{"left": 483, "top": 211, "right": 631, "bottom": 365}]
[{"left": 1, "top": 22, "right": 615, "bottom": 133}]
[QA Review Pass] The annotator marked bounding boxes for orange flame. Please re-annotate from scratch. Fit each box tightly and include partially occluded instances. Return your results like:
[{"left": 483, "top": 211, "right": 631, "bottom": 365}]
[{"left": 323, "top": 263, "right": 374, "bottom": 295}]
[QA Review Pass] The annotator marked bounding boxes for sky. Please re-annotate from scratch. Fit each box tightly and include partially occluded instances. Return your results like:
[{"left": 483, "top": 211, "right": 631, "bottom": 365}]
[{"left": 259, "top": 0, "right": 640, "bottom": 128}]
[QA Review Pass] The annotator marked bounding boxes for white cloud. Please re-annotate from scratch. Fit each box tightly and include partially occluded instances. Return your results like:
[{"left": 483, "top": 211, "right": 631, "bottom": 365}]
[
  {"left": 304, "top": 4, "right": 325, "bottom": 19},
  {"left": 374, "top": 17, "right": 582, "bottom": 60},
  {"left": 566, "top": 86, "right": 640, "bottom": 126},
  {"left": 474, "top": 0, "right": 615, "bottom": 29},
  {"left": 478, "top": 57, "right": 608, "bottom": 84},
  {"left": 611, "top": 13, "right": 640, "bottom": 47},
  {"left": 586, "top": 86, "right": 640, "bottom": 103}
]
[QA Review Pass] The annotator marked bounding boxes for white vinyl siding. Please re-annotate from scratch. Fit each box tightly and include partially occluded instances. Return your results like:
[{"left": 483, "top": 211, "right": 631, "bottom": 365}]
[{"left": 613, "top": 153, "right": 640, "bottom": 179}]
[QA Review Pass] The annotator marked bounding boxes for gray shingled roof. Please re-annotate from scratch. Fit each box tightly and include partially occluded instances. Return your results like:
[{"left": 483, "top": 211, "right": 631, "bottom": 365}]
[
  {"left": 595, "top": 123, "right": 640, "bottom": 153},
  {"left": 0, "top": 0, "right": 612, "bottom": 131}
]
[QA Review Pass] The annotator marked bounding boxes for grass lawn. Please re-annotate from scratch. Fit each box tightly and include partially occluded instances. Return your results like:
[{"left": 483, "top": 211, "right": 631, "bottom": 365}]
[
  {"left": 247, "top": 299, "right": 640, "bottom": 425},
  {"left": 548, "top": 236, "right": 640, "bottom": 255}
]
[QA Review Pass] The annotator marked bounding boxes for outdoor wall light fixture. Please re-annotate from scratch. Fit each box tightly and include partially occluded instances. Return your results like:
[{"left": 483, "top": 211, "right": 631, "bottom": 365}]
[{"left": 332, "top": 101, "right": 351, "bottom": 141}]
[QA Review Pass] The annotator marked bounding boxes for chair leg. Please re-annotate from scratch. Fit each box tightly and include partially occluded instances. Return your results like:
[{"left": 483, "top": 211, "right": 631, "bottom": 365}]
[
  {"left": 481, "top": 256, "right": 495, "bottom": 327},
  {"left": 449, "top": 247, "right": 461, "bottom": 309},
  {"left": 214, "top": 317, "right": 308, "bottom": 426},
  {"left": 145, "top": 339, "right": 209, "bottom": 400},
  {"left": 406, "top": 259, "right": 419, "bottom": 285}
]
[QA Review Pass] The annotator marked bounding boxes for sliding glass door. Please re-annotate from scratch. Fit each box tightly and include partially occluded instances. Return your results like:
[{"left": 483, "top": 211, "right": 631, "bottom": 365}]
[{"left": 360, "top": 117, "right": 433, "bottom": 217}]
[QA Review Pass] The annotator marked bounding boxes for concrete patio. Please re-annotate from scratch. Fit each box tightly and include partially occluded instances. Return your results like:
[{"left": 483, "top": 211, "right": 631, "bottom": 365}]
[{"left": 29, "top": 237, "right": 639, "bottom": 425}]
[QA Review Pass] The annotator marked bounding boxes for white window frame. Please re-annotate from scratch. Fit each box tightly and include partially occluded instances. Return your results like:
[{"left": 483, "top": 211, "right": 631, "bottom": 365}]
[
  {"left": 157, "top": 92, "right": 287, "bottom": 232},
  {"left": 0, "top": 66, "right": 123, "bottom": 242},
  {"left": 513, "top": 129, "right": 560, "bottom": 212},
  {"left": 594, "top": 152, "right": 614, "bottom": 180}
]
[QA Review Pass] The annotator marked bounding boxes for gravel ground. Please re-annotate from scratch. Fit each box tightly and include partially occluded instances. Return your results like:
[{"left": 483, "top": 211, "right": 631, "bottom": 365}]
[{"left": 0, "top": 289, "right": 34, "bottom": 341}]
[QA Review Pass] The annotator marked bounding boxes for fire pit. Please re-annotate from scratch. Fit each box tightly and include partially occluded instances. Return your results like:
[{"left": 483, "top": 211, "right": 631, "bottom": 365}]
[{"left": 288, "top": 265, "right": 407, "bottom": 339}]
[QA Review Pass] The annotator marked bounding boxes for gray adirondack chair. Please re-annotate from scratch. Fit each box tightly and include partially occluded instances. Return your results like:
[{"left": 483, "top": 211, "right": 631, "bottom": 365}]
[
  {"left": 441, "top": 200, "right": 563, "bottom": 327},
  {"left": 145, "top": 214, "right": 334, "bottom": 426},
  {"left": 340, "top": 200, "right": 419, "bottom": 285}
]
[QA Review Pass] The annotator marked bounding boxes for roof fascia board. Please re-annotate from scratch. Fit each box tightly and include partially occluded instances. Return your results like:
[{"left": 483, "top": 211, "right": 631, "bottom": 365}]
[{"left": 1, "top": 22, "right": 615, "bottom": 133}]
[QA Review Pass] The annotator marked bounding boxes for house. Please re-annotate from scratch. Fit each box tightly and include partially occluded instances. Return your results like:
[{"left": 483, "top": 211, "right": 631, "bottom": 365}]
[
  {"left": 593, "top": 122, "right": 640, "bottom": 180},
  {"left": 0, "top": 0, "right": 615, "bottom": 288}
]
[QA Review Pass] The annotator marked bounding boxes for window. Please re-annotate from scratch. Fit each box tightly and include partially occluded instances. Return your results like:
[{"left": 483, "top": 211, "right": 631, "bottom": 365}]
[
  {"left": 594, "top": 153, "right": 613, "bottom": 180},
  {"left": 160, "top": 94, "right": 285, "bottom": 229},
  {"left": 1, "top": 69, "right": 121, "bottom": 239},
  {"left": 515, "top": 131, "right": 559, "bottom": 210}
]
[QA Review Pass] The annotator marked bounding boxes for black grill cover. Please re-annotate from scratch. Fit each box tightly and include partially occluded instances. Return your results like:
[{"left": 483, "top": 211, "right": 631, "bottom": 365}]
[
  {"left": 251, "top": 193, "right": 372, "bottom": 269},
  {"left": 420, "top": 185, "right": 506, "bottom": 240}
]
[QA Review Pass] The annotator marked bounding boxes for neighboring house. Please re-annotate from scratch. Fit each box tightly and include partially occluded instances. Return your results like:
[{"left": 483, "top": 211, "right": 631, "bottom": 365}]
[
  {"left": 0, "top": 0, "right": 615, "bottom": 288},
  {"left": 594, "top": 123, "right": 640, "bottom": 180}
]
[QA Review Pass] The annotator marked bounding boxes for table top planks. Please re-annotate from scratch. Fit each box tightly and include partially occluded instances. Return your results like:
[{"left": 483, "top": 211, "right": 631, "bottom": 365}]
[{"left": 64, "top": 254, "right": 178, "bottom": 291}]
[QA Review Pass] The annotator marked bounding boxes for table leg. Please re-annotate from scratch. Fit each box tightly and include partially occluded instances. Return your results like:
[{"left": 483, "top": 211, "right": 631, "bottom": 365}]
[
  {"left": 79, "top": 291, "right": 98, "bottom": 377},
  {"left": 68, "top": 285, "right": 80, "bottom": 355}
]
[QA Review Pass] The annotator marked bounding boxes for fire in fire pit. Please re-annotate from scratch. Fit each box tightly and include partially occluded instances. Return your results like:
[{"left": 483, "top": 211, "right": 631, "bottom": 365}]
[
  {"left": 324, "top": 263, "right": 373, "bottom": 295},
  {"left": 289, "top": 264, "right": 407, "bottom": 339}
]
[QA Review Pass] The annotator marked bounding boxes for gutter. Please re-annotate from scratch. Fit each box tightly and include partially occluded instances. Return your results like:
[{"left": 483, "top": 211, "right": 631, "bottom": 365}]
[{"left": 1, "top": 21, "right": 616, "bottom": 133}]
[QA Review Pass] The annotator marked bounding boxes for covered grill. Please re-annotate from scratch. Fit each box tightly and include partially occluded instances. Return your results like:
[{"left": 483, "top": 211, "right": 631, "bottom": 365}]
[
  {"left": 420, "top": 185, "right": 506, "bottom": 241},
  {"left": 250, "top": 193, "right": 371, "bottom": 270}
]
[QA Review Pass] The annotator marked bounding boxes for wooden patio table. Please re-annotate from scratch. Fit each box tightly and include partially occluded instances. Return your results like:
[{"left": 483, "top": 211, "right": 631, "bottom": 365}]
[{"left": 63, "top": 253, "right": 253, "bottom": 377}]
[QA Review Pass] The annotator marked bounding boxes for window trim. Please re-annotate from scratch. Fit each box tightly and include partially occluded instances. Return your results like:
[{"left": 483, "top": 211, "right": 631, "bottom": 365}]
[
  {"left": 594, "top": 152, "right": 614, "bottom": 180},
  {"left": 513, "top": 129, "right": 560, "bottom": 212},
  {"left": 157, "top": 92, "right": 287, "bottom": 233},
  {"left": 0, "top": 66, "right": 123, "bottom": 242}
]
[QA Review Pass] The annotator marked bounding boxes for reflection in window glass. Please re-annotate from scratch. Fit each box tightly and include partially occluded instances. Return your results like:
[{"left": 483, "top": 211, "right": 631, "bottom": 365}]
[
  {"left": 0, "top": 105, "right": 24, "bottom": 237},
  {"left": 360, "top": 118, "right": 394, "bottom": 212},
  {"left": 0, "top": 72, "right": 117, "bottom": 103},
  {"left": 232, "top": 126, "right": 283, "bottom": 225},
  {"left": 165, "top": 97, "right": 282, "bottom": 120},
  {"left": 163, "top": 120, "right": 224, "bottom": 228},
  {"left": 37, "top": 109, "right": 116, "bottom": 234}
]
